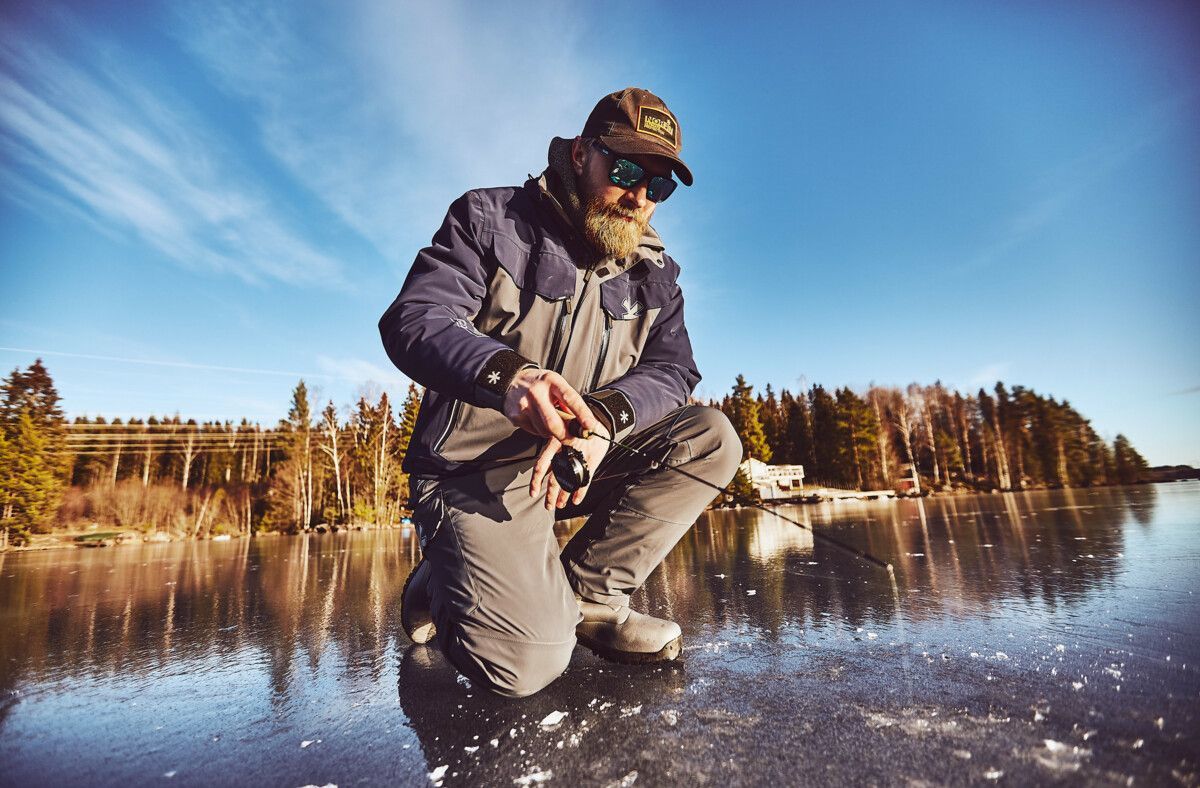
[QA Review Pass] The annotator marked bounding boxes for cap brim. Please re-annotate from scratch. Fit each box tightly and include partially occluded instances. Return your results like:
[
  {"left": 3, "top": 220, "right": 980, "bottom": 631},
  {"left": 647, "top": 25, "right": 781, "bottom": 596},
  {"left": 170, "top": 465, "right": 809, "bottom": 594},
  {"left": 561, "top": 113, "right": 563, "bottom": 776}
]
[{"left": 599, "top": 132, "right": 694, "bottom": 186}]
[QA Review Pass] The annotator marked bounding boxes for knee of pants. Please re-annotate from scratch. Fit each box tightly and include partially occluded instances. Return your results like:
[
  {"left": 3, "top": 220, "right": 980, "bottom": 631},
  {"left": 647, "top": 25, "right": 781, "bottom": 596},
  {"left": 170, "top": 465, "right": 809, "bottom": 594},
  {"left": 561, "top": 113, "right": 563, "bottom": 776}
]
[
  {"left": 443, "top": 623, "right": 576, "bottom": 699},
  {"left": 678, "top": 406, "right": 743, "bottom": 484}
]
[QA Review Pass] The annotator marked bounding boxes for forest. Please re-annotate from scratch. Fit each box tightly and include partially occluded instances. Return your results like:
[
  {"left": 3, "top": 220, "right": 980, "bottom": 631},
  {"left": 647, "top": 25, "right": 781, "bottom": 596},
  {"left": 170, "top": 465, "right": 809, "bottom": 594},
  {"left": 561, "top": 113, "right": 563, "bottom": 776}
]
[{"left": 0, "top": 360, "right": 1150, "bottom": 547}]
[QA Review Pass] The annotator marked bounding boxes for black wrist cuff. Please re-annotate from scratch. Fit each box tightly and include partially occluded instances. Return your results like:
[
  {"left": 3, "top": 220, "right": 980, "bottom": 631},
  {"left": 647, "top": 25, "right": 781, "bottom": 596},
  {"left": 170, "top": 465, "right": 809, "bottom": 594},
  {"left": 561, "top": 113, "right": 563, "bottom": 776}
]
[
  {"left": 476, "top": 349, "right": 537, "bottom": 409},
  {"left": 584, "top": 389, "right": 636, "bottom": 440}
]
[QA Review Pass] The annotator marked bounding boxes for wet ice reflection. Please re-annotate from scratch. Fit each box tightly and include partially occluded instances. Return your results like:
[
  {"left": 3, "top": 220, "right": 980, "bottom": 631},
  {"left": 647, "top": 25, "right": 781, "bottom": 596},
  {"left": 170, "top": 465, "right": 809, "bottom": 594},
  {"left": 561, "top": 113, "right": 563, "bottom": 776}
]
[{"left": 1, "top": 483, "right": 1196, "bottom": 785}]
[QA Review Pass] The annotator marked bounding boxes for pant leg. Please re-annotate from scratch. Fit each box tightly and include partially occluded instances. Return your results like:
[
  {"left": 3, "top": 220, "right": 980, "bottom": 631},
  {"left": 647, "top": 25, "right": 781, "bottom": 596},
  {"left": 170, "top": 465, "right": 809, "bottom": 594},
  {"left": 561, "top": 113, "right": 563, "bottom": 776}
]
[
  {"left": 412, "top": 463, "right": 580, "bottom": 698},
  {"left": 558, "top": 405, "right": 742, "bottom": 609}
]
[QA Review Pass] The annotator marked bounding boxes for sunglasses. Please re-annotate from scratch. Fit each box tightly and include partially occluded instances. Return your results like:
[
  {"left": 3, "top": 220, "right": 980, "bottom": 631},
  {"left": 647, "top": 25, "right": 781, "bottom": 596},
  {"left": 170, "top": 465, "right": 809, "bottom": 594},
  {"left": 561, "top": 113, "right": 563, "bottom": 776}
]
[{"left": 594, "top": 143, "right": 678, "bottom": 204}]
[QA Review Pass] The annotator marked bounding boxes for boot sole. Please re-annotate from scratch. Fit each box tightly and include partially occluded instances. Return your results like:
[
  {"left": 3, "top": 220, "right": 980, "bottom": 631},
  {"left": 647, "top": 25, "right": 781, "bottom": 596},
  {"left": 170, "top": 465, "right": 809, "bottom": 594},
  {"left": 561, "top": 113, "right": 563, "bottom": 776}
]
[
  {"left": 401, "top": 560, "right": 436, "bottom": 645},
  {"left": 577, "top": 632, "right": 682, "bottom": 664}
]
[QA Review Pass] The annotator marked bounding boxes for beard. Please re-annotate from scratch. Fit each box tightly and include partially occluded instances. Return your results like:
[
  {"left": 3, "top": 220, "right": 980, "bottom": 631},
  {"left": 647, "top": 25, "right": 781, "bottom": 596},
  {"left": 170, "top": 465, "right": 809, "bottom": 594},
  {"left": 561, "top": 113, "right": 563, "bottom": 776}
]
[{"left": 581, "top": 194, "right": 649, "bottom": 260}]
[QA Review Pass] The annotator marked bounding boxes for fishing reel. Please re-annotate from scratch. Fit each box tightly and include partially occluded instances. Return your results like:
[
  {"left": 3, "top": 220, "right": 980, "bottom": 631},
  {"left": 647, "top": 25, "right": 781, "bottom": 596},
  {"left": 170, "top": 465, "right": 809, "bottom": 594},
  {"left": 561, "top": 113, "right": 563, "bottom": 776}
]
[{"left": 550, "top": 444, "right": 590, "bottom": 493}]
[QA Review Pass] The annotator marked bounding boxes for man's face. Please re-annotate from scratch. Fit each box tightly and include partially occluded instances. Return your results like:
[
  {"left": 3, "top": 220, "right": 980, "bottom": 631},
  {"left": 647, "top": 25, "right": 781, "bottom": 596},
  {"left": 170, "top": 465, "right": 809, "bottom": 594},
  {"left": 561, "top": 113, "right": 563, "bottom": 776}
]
[{"left": 572, "top": 138, "right": 672, "bottom": 260}]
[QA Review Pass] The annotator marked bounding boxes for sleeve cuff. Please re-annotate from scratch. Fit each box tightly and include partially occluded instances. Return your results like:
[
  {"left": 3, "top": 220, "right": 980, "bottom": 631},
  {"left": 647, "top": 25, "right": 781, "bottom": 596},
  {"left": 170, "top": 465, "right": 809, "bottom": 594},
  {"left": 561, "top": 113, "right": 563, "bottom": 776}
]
[
  {"left": 584, "top": 389, "right": 636, "bottom": 441},
  {"left": 475, "top": 349, "right": 538, "bottom": 410}
]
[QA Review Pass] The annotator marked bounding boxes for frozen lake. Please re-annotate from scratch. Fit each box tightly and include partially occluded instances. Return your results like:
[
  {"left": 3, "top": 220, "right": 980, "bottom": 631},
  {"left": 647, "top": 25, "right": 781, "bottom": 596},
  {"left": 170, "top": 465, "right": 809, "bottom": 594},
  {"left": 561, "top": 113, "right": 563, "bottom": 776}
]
[{"left": 1, "top": 483, "right": 1197, "bottom": 785}]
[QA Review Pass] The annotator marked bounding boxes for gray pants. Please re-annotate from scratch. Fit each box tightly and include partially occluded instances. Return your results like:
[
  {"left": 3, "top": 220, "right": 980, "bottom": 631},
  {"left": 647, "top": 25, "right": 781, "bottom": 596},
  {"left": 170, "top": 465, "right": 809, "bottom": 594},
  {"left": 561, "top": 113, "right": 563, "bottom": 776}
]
[{"left": 410, "top": 405, "right": 741, "bottom": 697}]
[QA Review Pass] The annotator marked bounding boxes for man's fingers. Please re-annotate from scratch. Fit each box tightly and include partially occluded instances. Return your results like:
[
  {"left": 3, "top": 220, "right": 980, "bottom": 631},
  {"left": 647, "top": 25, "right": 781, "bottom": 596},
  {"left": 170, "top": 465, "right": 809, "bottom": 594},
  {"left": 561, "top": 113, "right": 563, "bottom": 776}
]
[
  {"left": 570, "top": 484, "right": 589, "bottom": 506},
  {"left": 547, "top": 377, "right": 598, "bottom": 434},
  {"left": 530, "top": 438, "right": 559, "bottom": 497},
  {"left": 529, "top": 383, "right": 568, "bottom": 439},
  {"left": 544, "top": 472, "right": 561, "bottom": 510}
]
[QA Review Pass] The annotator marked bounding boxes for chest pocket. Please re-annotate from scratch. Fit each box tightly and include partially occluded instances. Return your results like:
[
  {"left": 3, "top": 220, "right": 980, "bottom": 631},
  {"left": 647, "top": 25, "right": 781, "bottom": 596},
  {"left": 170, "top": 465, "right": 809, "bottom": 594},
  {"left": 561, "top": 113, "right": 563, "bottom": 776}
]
[
  {"left": 476, "top": 232, "right": 576, "bottom": 367},
  {"left": 594, "top": 273, "right": 676, "bottom": 388}
]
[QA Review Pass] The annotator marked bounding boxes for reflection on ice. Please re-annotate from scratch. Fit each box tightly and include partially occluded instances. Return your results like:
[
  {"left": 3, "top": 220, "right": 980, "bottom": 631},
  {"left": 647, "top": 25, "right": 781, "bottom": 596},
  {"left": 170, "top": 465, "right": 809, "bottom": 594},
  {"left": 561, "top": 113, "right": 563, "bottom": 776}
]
[{"left": 0, "top": 483, "right": 1196, "bottom": 786}]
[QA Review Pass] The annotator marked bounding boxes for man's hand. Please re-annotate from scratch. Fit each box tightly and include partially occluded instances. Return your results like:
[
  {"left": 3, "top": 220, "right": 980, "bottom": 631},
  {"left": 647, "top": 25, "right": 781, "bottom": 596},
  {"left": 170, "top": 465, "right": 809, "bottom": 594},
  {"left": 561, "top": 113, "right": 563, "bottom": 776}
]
[
  {"left": 530, "top": 423, "right": 611, "bottom": 510},
  {"left": 503, "top": 367, "right": 600, "bottom": 441}
]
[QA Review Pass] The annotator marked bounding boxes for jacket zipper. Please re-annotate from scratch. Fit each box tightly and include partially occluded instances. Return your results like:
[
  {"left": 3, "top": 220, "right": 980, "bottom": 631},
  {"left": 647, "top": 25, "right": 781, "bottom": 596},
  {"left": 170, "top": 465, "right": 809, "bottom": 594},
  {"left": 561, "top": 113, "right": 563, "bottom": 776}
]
[
  {"left": 546, "top": 299, "right": 571, "bottom": 372},
  {"left": 552, "top": 266, "right": 599, "bottom": 373},
  {"left": 432, "top": 398, "right": 461, "bottom": 455},
  {"left": 589, "top": 313, "right": 612, "bottom": 392}
]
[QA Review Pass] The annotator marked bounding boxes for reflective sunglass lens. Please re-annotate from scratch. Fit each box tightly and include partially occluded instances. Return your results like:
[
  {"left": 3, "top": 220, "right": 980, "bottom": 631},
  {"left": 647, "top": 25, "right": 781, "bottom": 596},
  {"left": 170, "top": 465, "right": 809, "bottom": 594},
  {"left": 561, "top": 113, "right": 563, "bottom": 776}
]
[
  {"left": 609, "top": 158, "right": 644, "bottom": 188},
  {"left": 646, "top": 176, "right": 677, "bottom": 203}
]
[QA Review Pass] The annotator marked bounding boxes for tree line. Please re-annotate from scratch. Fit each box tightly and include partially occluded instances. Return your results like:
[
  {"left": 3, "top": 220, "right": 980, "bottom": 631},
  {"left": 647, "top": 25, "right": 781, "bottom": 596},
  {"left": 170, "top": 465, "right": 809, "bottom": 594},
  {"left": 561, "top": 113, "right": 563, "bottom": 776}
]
[
  {"left": 1, "top": 360, "right": 419, "bottom": 546},
  {"left": 1, "top": 360, "right": 1153, "bottom": 546},
  {"left": 716, "top": 374, "right": 1149, "bottom": 494}
]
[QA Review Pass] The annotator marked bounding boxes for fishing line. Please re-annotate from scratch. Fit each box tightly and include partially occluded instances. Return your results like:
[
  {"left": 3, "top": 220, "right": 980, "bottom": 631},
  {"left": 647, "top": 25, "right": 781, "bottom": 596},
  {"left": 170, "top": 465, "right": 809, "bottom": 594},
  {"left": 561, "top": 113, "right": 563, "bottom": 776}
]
[
  {"left": 553, "top": 427, "right": 896, "bottom": 575},
  {"left": 553, "top": 423, "right": 914, "bottom": 700}
]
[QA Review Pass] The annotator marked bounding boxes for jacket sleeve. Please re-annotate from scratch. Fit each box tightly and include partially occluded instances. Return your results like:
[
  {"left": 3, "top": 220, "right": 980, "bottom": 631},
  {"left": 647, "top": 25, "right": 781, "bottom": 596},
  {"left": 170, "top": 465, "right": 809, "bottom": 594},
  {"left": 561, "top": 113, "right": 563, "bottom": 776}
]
[
  {"left": 379, "top": 192, "right": 537, "bottom": 410},
  {"left": 585, "top": 281, "right": 701, "bottom": 442}
]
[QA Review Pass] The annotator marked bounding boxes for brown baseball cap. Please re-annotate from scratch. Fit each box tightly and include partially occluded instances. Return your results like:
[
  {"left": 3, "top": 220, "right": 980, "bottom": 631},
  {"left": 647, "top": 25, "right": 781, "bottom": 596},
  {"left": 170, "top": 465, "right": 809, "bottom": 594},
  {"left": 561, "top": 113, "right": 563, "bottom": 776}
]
[{"left": 581, "top": 87, "right": 693, "bottom": 186}]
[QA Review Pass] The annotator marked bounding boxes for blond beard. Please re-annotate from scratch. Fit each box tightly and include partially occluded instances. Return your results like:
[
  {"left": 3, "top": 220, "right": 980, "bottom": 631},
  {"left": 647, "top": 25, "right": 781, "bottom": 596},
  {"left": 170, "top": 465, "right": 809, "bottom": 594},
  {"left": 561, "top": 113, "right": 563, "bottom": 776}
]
[{"left": 582, "top": 194, "right": 649, "bottom": 260}]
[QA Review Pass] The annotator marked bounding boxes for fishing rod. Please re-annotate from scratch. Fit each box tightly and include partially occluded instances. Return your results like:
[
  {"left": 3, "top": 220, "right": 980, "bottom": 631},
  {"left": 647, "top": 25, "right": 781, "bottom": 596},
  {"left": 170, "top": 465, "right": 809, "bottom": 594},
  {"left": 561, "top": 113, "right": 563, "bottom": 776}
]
[{"left": 551, "top": 423, "right": 895, "bottom": 578}]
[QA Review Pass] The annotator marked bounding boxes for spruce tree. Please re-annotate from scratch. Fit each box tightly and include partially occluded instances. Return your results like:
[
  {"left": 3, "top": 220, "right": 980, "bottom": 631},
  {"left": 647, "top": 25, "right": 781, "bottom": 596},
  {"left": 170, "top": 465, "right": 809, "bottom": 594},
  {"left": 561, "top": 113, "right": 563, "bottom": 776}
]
[
  {"left": 723, "top": 375, "right": 771, "bottom": 462},
  {"left": 1113, "top": 434, "right": 1148, "bottom": 485},
  {"left": 0, "top": 360, "right": 68, "bottom": 544}
]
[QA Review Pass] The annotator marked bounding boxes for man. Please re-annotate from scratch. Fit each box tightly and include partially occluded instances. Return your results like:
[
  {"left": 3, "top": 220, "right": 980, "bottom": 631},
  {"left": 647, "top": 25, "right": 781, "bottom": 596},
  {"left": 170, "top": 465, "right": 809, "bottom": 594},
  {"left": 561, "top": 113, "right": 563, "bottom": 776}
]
[{"left": 380, "top": 87, "right": 741, "bottom": 698}]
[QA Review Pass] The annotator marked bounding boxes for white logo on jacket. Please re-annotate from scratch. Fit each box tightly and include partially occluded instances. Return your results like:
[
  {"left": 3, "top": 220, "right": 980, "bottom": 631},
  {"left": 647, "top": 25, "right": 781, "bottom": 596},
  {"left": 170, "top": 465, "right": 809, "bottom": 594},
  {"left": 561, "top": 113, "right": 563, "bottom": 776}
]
[{"left": 620, "top": 298, "right": 642, "bottom": 320}]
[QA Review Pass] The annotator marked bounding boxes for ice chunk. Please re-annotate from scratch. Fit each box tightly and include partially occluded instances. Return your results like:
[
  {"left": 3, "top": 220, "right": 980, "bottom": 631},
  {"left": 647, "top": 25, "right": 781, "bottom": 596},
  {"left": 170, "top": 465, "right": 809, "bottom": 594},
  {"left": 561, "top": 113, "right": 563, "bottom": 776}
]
[
  {"left": 539, "top": 710, "right": 567, "bottom": 728},
  {"left": 428, "top": 765, "right": 448, "bottom": 785},
  {"left": 983, "top": 769, "right": 1003, "bottom": 780},
  {"left": 747, "top": 590, "right": 756, "bottom": 596},
  {"left": 513, "top": 769, "right": 553, "bottom": 786}
]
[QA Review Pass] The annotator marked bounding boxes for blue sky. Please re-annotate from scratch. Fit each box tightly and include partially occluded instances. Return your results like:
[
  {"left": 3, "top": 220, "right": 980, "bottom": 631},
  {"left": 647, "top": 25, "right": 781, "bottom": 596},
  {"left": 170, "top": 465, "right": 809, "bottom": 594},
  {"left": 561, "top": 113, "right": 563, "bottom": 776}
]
[{"left": 1, "top": 0, "right": 1197, "bottom": 465}]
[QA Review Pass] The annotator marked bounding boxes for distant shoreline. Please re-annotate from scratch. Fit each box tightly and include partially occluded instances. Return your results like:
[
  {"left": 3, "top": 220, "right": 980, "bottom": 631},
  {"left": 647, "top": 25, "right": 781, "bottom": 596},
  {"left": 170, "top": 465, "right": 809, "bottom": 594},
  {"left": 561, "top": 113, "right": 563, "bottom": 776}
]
[{"left": 7, "top": 480, "right": 1192, "bottom": 555}]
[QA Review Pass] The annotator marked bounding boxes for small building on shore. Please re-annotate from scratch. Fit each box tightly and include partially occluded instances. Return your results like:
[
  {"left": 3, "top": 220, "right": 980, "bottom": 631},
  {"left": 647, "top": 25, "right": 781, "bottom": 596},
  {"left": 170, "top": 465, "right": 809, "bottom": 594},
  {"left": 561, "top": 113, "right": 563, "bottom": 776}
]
[{"left": 740, "top": 457, "right": 806, "bottom": 501}]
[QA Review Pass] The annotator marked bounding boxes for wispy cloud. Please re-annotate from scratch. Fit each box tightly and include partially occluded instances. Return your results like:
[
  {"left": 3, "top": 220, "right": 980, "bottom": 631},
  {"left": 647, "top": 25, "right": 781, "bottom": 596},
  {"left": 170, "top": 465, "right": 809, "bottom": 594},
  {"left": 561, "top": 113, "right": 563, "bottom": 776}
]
[
  {"left": 174, "top": 0, "right": 599, "bottom": 263},
  {"left": 315, "top": 355, "right": 409, "bottom": 389},
  {"left": 0, "top": 15, "right": 344, "bottom": 287},
  {"left": 967, "top": 361, "right": 1011, "bottom": 389},
  {"left": 956, "top": 90, "right": 1198, "bottom": 274},
  {"left": 0, "top": 346, "right": 376, "bottom": 383}
]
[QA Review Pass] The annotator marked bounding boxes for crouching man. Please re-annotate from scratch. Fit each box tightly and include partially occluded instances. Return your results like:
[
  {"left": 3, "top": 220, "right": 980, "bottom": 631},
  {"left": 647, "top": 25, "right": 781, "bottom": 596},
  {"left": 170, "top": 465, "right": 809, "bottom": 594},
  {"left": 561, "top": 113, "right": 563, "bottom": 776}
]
[{"left": 380, "top": 88, "right": 741, "bottom": 698}]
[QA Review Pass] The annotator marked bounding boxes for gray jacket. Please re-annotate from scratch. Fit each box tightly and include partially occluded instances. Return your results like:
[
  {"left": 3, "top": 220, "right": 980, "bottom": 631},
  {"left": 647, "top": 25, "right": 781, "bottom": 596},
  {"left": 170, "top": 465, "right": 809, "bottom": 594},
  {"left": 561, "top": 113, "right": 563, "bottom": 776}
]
[{"left": 379, "top": 138, "right": 701, "bottom": 478}]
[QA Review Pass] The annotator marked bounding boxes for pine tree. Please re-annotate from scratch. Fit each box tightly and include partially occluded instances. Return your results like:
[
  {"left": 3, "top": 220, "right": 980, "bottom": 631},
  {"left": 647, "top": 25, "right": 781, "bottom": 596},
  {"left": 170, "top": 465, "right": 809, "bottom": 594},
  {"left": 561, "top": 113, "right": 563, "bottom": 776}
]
[
  {"left": 722, "top": 375, "right": 771, "bottom": 462},
  {"left": 808, "top": 385, "right": 839, "bottom": 486},
  {"left": 0, "top": 360, "right": 68, "bottom": 544},
  {"left": 1112, "top": 434, "right": 1148, "bottom": 485}
]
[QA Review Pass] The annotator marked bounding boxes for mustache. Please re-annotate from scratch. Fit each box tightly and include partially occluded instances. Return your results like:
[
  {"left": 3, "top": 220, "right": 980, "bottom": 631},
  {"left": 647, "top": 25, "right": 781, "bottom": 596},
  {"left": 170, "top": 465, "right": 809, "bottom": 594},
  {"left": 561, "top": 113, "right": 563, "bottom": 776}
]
[{"left": 596, "top": 202, "right": 647, "bottom": 223}]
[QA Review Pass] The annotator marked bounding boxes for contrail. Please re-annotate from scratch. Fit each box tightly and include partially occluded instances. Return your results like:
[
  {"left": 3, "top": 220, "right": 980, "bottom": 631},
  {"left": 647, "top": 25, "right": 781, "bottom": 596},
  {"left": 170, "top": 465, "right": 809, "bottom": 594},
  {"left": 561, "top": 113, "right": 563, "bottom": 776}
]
[{"left": 0, "top": 346, "right": 368, "bottom": 382}]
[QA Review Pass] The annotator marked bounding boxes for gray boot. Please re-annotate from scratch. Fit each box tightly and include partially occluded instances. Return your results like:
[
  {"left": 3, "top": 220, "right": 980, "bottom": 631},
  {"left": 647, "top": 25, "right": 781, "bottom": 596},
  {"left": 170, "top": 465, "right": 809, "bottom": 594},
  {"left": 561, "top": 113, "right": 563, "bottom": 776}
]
[
  {"left": 401, "top": 559, "right": 436, "bottom": 644},
  {"left": 576, "top": 600, "right": 682, "bottom": 664}
]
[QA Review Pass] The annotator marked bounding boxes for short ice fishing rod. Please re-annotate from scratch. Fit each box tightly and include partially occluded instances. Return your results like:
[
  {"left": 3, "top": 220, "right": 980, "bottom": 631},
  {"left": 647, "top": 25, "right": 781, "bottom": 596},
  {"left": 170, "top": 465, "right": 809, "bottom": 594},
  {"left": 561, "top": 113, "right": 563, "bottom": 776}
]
[{"left": 551, "top": 421, "right": 895, "bottom": 579}]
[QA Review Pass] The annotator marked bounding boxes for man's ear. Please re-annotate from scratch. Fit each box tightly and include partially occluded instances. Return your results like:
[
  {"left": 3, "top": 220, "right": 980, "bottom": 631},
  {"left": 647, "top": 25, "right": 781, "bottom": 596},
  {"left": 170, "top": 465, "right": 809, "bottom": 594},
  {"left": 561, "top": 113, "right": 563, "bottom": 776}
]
[{"left": 571, "top": 136, "right": 586, "bottom": 177}]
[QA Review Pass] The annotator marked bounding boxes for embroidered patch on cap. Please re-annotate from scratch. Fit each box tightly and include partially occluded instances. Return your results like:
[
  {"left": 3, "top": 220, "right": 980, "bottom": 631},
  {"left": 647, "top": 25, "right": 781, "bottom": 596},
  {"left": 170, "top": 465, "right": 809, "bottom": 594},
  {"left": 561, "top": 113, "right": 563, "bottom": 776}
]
[{"left": 636, "top": 106, "right": 678, "bottom": 148}]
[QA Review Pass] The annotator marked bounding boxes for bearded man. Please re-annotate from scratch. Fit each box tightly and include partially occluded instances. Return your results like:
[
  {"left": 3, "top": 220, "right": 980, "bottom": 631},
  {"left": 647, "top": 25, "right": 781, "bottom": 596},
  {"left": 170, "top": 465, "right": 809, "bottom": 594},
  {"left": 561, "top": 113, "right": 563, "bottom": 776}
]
[{"left": 380, "top": 88, "right": 741, "bottom": 698}]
